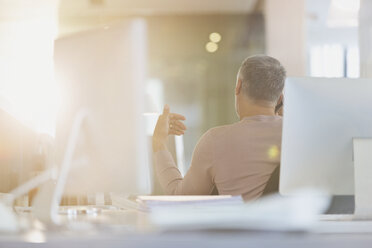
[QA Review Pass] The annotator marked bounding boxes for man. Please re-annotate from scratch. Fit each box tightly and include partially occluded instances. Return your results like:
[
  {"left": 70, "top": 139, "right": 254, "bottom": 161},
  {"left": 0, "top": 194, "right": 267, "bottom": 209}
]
[{"left": 152, "top": 55, "right": 286, "bottom": 201}]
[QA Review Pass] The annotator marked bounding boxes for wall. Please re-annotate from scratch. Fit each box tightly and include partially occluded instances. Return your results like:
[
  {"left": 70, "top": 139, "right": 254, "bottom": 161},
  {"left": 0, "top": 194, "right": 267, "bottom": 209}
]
[
  {"left": 264, "top": 0, "right": 306, "bottom": 76},
  {"left": 359, "top": 0, "right": 372, "bottom": 78},
  {"left": 58, "top": 13, "right": 265, "bottom": 166}
]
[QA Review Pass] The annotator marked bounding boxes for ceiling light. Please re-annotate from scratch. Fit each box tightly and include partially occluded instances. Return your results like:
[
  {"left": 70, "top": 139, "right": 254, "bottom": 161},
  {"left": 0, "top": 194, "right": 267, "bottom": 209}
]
[
  {"left": 205, "top": 42, "right": 218, "bottom": 53},
  {"left": 209, "top": 32, "right": 222, "bottom": 43}
]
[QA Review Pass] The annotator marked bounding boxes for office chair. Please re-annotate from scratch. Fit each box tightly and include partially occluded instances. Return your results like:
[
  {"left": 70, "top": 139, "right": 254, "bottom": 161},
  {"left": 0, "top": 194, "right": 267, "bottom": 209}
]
[{"left": 262, "top": 165, "right": 280, "bottom": 196}]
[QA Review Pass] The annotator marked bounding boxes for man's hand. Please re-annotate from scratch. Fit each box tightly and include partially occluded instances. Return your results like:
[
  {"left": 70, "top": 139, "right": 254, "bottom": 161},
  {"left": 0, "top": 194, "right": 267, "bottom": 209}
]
[{"left": 152, "top": 105, "right": 187, "bottom": 152}]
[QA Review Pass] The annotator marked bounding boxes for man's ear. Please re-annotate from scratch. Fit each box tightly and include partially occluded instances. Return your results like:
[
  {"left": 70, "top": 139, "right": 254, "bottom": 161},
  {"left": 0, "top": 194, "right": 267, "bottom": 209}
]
[
  {"left": 275, "top": 93, "right": 284, "bottom": 115},
  {"left": 277, "top": 93, "right": 284, "bottom": 105},
  {"left": 235, "top": 78, "right": 242, "bottom": 96}
]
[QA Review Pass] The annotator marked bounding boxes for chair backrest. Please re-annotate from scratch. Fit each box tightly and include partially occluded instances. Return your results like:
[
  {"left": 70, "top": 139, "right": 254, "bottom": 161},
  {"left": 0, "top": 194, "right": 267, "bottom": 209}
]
[{"left": 262, "top": 165, "right": 280, "bottom": 196}]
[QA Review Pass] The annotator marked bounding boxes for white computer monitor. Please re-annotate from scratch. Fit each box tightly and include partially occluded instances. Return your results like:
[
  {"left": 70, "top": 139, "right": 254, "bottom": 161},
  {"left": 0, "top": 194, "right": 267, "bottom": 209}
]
[
  {"left": 32, "top": 20, "right": 152, "bottom": 223},
  {"left": 55, "top": 20, "right": 152, "bottom": 195},
  {"left": 280, "top": 77, "right": 372, "bottom": 218}
]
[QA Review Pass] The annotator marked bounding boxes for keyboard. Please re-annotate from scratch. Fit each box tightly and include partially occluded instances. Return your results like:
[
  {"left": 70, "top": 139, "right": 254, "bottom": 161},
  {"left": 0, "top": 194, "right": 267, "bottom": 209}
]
[
  {"left": 313, "top": 214, "right": 372, "bottom": 233},
  {"left": 318, "top": 214, "right": 354, "bottom": 221}
]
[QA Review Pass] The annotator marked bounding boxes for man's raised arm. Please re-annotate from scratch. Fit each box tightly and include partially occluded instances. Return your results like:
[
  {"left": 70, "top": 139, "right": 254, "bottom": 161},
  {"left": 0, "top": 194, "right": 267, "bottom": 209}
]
[{"left": 152, "top": 105, "right": 215, "bottom": 195}]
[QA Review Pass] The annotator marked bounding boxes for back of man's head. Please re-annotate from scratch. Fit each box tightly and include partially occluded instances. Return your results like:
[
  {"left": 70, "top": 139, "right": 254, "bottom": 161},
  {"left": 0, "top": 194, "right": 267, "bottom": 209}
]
[{"left": 238, "top": 55, "right": 286, "bottom": 104}]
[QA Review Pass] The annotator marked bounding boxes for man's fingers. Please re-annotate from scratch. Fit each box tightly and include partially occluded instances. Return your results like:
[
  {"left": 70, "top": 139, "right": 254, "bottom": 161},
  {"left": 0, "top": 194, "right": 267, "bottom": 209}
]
[
  {"left": 169, "top": 113, "right": 186, "bottom": 121},
  {"left": 162, "top": 104, "right": 170, "bottom": 116},
  {"left": 169, "top": 127, "right": 185, "bottom": 135},
  {"left": 174, "top": 120, "right": 186, "bottom": 130},
  {"left": 169, "top": 120, "right": 186, "bottom": 129},
  {"left": 162, "top": 107, "right": 186, "bottom": 136},
  {"left": 170, "top": 130, "right": 185, "bottom": 136},
  {"left": 169, "top": 126, "right": 185, "bottom": 133}
]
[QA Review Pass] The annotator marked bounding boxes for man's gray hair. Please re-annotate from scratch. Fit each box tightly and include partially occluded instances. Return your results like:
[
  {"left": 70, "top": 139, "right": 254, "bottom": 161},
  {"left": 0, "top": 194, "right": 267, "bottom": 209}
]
[{"left": 239, "top": 55, "right": 286, "bottom": 103}]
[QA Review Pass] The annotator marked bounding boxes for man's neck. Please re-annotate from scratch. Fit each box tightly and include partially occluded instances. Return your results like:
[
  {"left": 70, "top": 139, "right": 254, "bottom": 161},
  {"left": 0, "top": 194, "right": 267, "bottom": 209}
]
[{"left": 238, "top": 103, "right": 276, "bottom": 120}]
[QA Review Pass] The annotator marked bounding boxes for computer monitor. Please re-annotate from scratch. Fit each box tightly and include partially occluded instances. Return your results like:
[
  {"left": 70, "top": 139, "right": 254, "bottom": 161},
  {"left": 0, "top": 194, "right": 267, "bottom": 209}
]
[
  {"left": 32, "top": 20, "right": 152, "bottom": 223},
  {"left": 280, "top": 77, "right": 372, "bottom": 218}
]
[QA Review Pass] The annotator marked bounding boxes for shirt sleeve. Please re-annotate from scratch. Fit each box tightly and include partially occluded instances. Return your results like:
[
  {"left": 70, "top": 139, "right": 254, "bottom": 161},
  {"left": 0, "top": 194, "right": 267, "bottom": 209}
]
[{"left": 154, "top": 130, "right": 215, "bottom": 195}]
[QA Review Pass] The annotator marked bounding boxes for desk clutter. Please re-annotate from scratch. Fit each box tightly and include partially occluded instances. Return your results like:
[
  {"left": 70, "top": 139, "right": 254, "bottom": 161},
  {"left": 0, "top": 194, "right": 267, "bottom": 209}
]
[
  {"left": 111, "top": 191, "right": 331, "bottom": 232},
  {"left": 0, "top": 190, "right": 330, "bottom": 234}
]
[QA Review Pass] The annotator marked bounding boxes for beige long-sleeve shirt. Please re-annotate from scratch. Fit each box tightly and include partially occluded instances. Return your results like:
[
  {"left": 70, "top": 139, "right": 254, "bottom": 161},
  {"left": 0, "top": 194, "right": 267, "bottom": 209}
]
[{"left": 154, "top": 115, "right": 282, "bottom": 201}]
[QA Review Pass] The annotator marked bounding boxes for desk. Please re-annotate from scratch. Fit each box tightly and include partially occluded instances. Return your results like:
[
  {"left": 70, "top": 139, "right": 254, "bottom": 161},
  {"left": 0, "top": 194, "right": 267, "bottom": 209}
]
[
  {"left": 2, "top": 208, "right": 372, "bottom": 247},
  {"left": 3, "top": 230, "right": 372, "bottom": 248}
]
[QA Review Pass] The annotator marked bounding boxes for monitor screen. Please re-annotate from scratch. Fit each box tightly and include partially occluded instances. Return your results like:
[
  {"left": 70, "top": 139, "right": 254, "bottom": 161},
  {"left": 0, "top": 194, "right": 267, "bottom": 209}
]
[
  {"left": 280, "top": 77, "right": 372, "bottom": 195},
  {"left": 54, "top": 20, "right": 152, "bottom": 196}
]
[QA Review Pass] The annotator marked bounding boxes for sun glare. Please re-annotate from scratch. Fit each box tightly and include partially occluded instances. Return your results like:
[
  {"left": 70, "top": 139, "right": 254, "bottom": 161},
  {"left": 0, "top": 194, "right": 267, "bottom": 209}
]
[
  {"left": 268, "top": 145, "right": 280, "bottom": 159},
  {"left": 0, "top": 3, "right": 60, "bottom": 136}
]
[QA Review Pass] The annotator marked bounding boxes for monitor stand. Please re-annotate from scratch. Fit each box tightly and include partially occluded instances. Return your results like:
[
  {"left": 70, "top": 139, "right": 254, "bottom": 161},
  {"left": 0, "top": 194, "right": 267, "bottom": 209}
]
[
  {"left": 32, "top": 109, "right": 91, "bottom": 224},
  {"left": 353, "top": 138, "right": 372, "bottom": 220}
]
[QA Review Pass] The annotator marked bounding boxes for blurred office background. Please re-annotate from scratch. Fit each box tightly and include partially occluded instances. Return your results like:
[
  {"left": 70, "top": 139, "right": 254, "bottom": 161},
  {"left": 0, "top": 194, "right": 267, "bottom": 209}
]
[{"left": 0, "top": 0, "right": 371, "bottom": 193}]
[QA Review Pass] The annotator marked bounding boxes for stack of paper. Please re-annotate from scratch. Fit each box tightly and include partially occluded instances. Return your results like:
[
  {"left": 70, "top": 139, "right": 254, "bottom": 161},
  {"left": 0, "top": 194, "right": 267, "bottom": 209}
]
[
  {"left": 110, "top": 194, "right": 244, "bottom": 212},
  {"left": 135, "top": 195, "right": 244, "bottom": 211},
  {"left": 148, "top": 191, "right": 331, "bottom": 232},
  {"left": 111, "top": 191, "right": 331, "bottom": 232}
]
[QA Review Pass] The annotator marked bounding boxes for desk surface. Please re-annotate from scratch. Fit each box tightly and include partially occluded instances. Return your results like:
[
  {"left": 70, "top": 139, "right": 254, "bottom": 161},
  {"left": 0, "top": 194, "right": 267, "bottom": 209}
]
[
  {"left": 3, "top": 230, "right": 372, "bottom": 248},
  {"left": 2, "top": 207, "right": 372, "bottom": 247}
]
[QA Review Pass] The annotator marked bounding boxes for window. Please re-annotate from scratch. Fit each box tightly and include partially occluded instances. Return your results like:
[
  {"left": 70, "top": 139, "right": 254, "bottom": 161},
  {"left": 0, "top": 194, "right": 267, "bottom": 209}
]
[{"left": 309, "top": 44, "right": 359, "bottom": 78}]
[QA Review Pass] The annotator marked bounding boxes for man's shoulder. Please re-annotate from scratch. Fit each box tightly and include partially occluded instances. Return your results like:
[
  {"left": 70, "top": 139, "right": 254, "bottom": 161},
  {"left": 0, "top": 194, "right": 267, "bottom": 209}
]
[
  {"left": 201, "top": 117, "right": 282, "bottom": 141},
  {"left": 194, "top": 125, "right": 233, "bottom": 152},
  {"left": 201, "top": 123, "right": 236, "bottom": 141}
]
